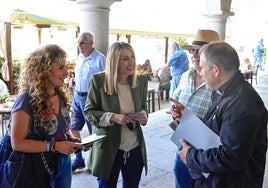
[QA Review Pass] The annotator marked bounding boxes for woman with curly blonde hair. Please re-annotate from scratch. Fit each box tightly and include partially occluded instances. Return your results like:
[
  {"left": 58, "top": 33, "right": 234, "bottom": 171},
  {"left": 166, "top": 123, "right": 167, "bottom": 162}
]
[{"left": 4, "top": 44, "right": 82, "bottom": 188}]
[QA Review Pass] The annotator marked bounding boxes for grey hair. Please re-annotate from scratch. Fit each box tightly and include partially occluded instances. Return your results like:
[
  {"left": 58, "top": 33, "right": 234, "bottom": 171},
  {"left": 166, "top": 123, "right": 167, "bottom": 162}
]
[
  {"left": 170, "top": 41, "right": 180, "bottom": 50},
  {"left": 78, "top": 31, "right": 95, "bottom": 43}
]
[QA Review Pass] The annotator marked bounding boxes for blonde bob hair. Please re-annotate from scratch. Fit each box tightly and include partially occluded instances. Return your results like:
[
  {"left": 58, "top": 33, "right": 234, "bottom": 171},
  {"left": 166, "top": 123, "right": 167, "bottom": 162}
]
[{"left": 104, "top": 42, "right": 138, "bottom": 95}]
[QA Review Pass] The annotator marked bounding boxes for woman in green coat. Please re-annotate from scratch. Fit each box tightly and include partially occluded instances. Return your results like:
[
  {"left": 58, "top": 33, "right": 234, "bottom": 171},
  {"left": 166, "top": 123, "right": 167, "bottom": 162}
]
[{"left": 84, "top": 42, "right": 148, "bottom": 188}]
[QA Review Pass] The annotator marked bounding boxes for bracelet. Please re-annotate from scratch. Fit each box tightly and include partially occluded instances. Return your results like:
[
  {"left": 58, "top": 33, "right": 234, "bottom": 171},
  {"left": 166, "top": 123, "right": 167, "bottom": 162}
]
[
  {"left": 51, "top": 141, "right": 56, "bottom": 152},
  {"left": 46, "top": 141, "right": 51, "bottom": 152}
]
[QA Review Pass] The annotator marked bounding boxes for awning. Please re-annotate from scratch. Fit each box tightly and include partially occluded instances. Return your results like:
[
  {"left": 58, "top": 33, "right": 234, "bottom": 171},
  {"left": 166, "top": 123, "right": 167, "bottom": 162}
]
[
  {"left": 10, "top": 9, "right": 79, "bottom": 27},
  {"left": 109, "top": 29, "right": 194, "bottom": 38}
]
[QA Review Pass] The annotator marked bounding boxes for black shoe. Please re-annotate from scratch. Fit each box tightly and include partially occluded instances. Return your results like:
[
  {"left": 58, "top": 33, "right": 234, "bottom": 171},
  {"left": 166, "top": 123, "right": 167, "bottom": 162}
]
[
  {"left": 86, "top": 168, "right": 92, "bottom": 174},
  {"left": 72, "top": 159, "right": 85, "bottom": 171}
]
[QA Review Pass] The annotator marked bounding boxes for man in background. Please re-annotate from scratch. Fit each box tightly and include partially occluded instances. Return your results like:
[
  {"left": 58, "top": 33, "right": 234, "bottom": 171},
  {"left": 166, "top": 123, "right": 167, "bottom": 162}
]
[
  {"left": 0, "top": 78, "right": 8, "bottom": 96},
  {"left": 253, "top": 38, "right": 265, "bottom": 70},
  {"left": 162, "top": 41, "right": 188, "bottom": 99},
  {"left": 70, "top": 32, "right": 106, "bottom": 173}
]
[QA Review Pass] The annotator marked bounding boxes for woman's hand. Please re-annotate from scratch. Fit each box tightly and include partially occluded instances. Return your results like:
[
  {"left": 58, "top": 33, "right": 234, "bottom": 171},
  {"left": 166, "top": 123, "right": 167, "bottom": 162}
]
[
  {"left": 134, "top": 111, "right": 148, "bottom": 125},
  {"left": 111, "top": 113, "right": 133, "bottom": 125},
  {"left": 66, "top": 132, "right": 81, "bottom": 143},
  {"left": 54, "top": 141, "right": 82, "bottom": 155}
]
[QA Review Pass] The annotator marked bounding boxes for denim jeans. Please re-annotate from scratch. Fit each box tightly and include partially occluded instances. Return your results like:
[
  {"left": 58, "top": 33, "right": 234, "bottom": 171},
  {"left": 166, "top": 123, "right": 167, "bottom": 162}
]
[
  {"left": 97, "top": 146, "right": 144, "bottom": 188},
  {"left": 173, "top": 154, "right": 192, "bottom": 188},
  {"left": 70, "top": 92, "right": 92, "bottom": 133},
  {"left": 254, "top": 56, "right": 263, "bottom": 69},
  {"left": 170, "top": 74, "right": 182, "bottom": 98},
  {"left": 50, "top": 154, "right": 71, "bottom": 188}
]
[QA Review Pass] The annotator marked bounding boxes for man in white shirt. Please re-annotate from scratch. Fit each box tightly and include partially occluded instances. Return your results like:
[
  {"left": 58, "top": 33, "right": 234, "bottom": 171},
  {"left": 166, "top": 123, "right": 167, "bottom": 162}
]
[{"left": 0, "top": 78, "right": 8, "bottom": 96}]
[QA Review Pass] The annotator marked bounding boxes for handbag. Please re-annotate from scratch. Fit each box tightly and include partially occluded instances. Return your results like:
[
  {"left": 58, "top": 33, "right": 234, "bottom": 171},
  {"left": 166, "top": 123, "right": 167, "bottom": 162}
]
[
  {"left": 0, "top": 132, "right": 56, "bottom": 188},
  {"left": 0, "top": 133, "right": 25, "bottom": 188},
  {"left": 0, "top": 94, "right": 59, "bottom": 187}
]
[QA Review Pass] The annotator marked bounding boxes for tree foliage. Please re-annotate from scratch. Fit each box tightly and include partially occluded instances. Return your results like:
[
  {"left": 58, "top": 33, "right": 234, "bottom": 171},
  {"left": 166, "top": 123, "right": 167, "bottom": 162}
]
[{"left": 170, "top": 37, "right": 188, "bottom": 48}]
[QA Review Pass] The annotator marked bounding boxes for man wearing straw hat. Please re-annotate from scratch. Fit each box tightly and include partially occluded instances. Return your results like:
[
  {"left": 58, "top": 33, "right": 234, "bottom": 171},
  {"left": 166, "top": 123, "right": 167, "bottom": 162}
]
[{"left": 171, "top": 29, "right": 219, "bottom": 188}]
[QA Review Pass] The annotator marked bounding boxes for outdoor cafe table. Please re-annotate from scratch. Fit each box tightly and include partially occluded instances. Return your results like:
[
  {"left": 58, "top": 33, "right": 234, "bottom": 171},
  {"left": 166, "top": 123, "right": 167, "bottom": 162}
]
[{"left": 137, "top": 71, "right": 153, "bottom": 81}]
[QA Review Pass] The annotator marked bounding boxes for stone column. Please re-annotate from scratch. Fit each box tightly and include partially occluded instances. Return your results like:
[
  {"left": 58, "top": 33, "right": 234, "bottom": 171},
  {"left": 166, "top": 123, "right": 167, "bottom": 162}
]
[
  {"left": 76, "top": 0, "right": 121, "bottom": 55},
  {"left": 202, "top": 0, "right": 234, "bottom": 41}
]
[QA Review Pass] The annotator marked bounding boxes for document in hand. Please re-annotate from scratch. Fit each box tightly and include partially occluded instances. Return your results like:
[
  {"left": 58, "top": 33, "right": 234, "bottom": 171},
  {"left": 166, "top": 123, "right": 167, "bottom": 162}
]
[
  {"left": 81, "top": 134, "right": 106, "bottom": 150},
  {"left": 170, "top": 108, "right": 221, "bottom": 150},
  {"left": 125, "top": 111, "right": 146, "bottom": 119}
]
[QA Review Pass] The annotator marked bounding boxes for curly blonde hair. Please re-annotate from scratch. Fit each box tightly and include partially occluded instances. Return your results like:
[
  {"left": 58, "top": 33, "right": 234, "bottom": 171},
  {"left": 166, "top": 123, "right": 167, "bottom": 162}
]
[{"left": 19, "top": 44, "right": 71, "bottom": 122}]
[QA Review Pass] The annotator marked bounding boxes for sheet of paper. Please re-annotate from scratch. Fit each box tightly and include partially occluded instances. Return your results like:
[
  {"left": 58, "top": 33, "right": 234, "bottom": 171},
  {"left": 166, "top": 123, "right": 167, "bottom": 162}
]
[
  {"left": 170, "top": 108, "right": 221, "bottom": 150},
  {"left": 171, "top": 108, "right": 222, "bottom": 179}
]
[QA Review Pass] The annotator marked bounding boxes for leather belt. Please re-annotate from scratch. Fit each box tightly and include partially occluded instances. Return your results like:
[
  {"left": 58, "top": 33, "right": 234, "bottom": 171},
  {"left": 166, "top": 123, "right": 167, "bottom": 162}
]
[{"left": 76, "top": 90, "right": 88, "bottom": 96}]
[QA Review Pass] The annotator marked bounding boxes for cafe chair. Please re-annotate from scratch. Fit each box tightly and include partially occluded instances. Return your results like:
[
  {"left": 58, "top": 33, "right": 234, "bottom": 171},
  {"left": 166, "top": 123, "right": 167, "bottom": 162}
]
[
  {"left": 147, "top": 81, "right": 161, "bottom": 112},
  {"left": 252, "top": 66, "right": 258, "bottom": 85}
]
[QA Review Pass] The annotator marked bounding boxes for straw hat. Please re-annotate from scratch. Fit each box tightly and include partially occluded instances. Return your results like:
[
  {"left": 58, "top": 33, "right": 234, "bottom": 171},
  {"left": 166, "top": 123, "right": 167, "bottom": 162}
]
[{"left": 182, "top": 29, "right": 220, "bottom": 50}]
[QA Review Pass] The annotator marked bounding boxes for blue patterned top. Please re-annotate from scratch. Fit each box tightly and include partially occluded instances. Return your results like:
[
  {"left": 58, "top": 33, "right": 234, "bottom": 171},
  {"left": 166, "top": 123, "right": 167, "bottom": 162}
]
[{"left": 11, "top": 92, "right": 70, "bottom": 141}]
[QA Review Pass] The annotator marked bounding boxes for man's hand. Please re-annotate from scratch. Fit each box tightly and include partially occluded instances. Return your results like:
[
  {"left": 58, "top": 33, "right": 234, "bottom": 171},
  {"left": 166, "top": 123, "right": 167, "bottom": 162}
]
[
  {"left": 169, "top": 97, "right": 185, "bottom": 120},
  {"left": 178, "top": 139, "right": 191, "bottom": 164}
]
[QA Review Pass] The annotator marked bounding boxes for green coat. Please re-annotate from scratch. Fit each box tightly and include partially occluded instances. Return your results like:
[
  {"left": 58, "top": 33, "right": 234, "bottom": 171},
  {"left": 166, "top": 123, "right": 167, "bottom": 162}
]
[{"left": 84, "top": 72, "right": 148, "bottom": 180}]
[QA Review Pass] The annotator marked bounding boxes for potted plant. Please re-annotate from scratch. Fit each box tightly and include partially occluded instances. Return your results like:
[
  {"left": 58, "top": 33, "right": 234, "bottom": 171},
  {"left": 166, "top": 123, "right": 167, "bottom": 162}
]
[{"left": 0, "top": 90, "right": 10, "bottom": 103}]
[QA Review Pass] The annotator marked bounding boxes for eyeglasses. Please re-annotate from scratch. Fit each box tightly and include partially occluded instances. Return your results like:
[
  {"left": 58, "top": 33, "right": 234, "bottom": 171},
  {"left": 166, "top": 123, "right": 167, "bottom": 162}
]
[
  {"left": 78, "top": 41, "right": 88, "bottom": 46},
  {"left": 188, "top": 49, "right": 199, "bottom": 54}
]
